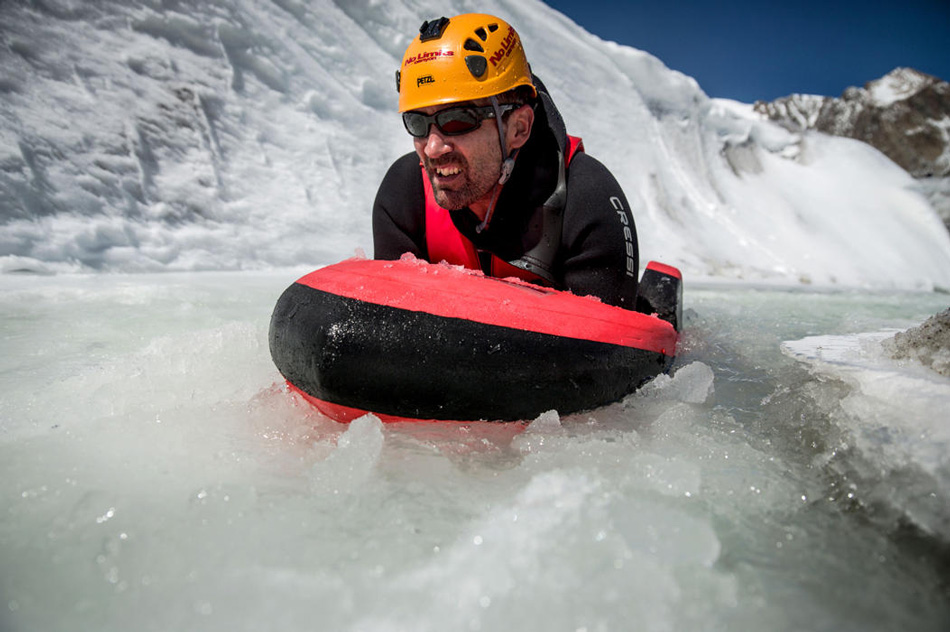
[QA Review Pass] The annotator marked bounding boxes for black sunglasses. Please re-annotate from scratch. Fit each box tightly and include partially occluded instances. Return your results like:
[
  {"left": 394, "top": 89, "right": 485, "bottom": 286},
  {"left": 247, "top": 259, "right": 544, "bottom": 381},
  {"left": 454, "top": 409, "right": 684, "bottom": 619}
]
[{"left": 402, "top": 104, "right": 518, "bottom": 138}]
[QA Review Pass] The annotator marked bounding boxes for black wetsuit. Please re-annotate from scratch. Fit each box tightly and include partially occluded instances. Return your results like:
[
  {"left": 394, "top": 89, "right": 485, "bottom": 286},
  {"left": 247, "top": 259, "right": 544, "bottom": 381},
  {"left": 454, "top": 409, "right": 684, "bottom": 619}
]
[{"left": 373, "top": 85, "right": 639, "bottom": 309}]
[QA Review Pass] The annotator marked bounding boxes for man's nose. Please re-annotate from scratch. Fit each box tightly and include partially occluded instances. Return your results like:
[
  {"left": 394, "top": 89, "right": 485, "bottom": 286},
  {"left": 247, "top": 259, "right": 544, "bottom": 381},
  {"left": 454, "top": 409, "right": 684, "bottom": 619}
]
[{"left": 421, "top": 129, "right": 452, "bottom": 158}]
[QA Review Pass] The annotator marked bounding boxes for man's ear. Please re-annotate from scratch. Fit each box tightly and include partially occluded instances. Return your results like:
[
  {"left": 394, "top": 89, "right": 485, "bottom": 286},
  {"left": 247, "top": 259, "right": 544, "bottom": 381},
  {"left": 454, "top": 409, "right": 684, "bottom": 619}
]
[{"left": 506, "top": 105, "right": 534, "bottom": 151}]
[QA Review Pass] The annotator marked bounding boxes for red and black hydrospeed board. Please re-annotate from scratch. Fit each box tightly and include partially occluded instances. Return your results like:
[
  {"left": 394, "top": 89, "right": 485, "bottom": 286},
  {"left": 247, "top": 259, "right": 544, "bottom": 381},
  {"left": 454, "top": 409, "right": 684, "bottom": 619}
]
[{"left": 268, "top": 257, "right": 682, "bottom": 423}]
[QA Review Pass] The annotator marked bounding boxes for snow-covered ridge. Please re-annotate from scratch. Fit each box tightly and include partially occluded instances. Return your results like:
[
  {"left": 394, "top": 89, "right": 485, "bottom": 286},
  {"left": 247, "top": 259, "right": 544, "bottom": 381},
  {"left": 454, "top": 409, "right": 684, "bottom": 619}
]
[
  {"left": 2, "top": 0, "right": 950, "bottom": 290},
  {"left": 867, "top": 67, "right": 939, "bottom": 108},
  {"left": 755, "top": 68, "right": 950, "bottom": 233}
]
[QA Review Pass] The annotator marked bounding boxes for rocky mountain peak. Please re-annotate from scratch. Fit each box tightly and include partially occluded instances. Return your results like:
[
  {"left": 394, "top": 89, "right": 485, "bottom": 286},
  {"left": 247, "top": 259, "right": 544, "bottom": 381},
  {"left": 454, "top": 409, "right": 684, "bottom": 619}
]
[
  {"left": 753, "top": 68, "right": 950, "bottom": 178},
  {"left": 865, "top": 67, "right": 939, "bottom": 107}
]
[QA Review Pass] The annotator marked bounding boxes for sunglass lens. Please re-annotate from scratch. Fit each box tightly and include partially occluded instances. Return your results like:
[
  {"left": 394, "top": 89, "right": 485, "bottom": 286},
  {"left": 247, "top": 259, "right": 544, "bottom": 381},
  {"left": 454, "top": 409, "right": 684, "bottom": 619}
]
[
  {"left": 436, "top": 109, "right": 479, "bottom": 135},
  {"left": 403, "top": 112, "right": 430, "bottom": 137}
]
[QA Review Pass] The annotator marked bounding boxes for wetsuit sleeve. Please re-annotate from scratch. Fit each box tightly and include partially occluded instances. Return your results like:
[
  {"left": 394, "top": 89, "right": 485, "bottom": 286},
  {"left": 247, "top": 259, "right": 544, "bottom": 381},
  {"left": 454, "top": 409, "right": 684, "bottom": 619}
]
[
  {"left": 372, "top": 152, "right": 428, "bottom": 260},
  {"left": 560, "top": 153, "right": 640, "bottom": 309}
]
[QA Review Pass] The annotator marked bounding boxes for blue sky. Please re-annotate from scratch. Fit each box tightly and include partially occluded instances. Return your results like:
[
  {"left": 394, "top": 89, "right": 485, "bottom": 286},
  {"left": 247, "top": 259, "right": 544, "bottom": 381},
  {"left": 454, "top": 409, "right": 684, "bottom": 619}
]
[{"left": 542, "top": 0, "right": 950, "bottom": 102}]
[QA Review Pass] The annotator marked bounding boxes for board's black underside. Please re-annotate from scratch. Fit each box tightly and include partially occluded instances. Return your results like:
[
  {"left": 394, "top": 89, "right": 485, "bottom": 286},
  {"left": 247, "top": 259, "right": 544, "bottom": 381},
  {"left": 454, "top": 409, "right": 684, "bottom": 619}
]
[{"left": 269, "top": 284, "right": 673, "bottom": 421}]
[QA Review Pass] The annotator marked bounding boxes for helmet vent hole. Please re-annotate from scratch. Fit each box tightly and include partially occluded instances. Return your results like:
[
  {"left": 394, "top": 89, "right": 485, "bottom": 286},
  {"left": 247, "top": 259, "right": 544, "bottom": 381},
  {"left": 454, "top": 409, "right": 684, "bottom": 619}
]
[
  {"left": 488, "top": 24, "right": 499, "bottom": 32},
  {"left": 474, "top": 27, "right": 487, "bottom": 41},
  {"left": 465, "top": 55, "right": 488, "bottom": 79},
  {"left": 464, "top": 38, "right": 484, "bottom": 52}
]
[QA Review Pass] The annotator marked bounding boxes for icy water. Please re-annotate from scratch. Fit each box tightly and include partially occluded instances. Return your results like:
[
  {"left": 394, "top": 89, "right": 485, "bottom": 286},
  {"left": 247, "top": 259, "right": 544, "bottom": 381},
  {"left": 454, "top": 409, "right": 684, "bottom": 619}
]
[{"left": 1, "top": 271, "right": 948, "bottom": 632}]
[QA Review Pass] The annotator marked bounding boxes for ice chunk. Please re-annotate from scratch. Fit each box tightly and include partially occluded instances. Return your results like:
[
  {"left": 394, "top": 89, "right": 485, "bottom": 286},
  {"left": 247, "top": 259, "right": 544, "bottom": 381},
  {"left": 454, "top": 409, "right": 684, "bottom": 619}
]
[
  {"left": 639, "top": 361, "right": 715, "bottom": 404},
  {"left": 309, "top": 415, "right": 384, "bottom": 493}
]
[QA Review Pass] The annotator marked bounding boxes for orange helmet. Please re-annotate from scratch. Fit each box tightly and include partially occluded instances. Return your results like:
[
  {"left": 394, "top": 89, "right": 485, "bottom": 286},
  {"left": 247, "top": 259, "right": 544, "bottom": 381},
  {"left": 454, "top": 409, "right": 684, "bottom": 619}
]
[{"left": 396, "top": 14, "right": 537, "bottom": 112}]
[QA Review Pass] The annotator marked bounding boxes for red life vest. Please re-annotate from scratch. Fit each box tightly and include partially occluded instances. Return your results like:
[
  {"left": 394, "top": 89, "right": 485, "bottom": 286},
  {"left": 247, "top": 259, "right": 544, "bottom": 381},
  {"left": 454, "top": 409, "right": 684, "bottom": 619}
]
[{"left": 423, "top": 135, "right": 584, "bottom": 284}]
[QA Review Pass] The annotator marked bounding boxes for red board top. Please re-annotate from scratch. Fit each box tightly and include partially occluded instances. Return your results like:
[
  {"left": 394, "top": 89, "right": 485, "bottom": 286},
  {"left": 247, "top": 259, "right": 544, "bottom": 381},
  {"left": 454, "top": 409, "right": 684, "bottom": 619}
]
[{"left": 295, "top": 257, "right": 678, "bottom": 356}]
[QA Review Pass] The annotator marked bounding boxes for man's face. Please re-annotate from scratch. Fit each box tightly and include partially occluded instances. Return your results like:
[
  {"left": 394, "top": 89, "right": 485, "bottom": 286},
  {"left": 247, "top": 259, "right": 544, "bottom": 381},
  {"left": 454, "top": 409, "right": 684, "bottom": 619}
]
[{"left": 411, "top": 103, "right": 502, "bottom": 214}]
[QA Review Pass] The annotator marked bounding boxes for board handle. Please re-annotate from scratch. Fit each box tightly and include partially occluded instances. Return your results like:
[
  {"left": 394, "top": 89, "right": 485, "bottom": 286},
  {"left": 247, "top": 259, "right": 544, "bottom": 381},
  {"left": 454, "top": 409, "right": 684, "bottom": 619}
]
[{"left": 636, "top": 261, "right": 683, "bottom": 332}]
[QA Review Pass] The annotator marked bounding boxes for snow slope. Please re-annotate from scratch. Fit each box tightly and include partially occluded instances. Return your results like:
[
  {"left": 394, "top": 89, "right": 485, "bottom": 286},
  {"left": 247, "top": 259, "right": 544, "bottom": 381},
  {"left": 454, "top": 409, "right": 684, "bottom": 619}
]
[{"left": 2, "top": 0, "right": 949, "bottom": 289}]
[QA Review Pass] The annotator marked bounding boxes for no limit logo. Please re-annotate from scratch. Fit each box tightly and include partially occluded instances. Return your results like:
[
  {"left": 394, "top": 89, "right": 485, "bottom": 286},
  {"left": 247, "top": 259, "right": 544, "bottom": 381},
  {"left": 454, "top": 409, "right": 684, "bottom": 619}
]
[{"left": 489, "top": 27, "right": 517, "bottom": 67}]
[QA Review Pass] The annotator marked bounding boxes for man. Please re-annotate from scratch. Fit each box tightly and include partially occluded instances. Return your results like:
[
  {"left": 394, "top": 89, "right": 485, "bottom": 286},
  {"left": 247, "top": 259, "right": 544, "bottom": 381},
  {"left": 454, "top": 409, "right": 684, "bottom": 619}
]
[{"left": 373, "top": 13, "right": 639, "bottom": 309}]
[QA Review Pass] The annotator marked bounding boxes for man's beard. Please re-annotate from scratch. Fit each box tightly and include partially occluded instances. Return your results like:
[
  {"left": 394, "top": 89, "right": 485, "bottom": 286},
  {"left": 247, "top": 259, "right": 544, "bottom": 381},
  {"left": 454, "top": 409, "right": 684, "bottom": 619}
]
[{"left": 424, "top": 150, "right": 500, "bottom": 211}]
